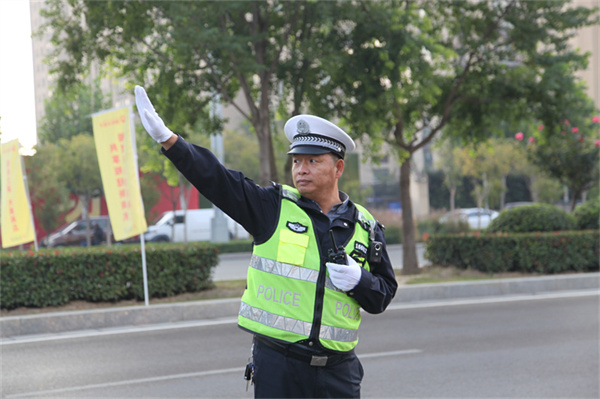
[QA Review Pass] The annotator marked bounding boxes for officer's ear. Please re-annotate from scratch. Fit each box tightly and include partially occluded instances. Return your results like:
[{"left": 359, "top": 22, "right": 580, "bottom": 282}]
[{"left": 334, "top": 155, "right": 344, "bottom": 178}]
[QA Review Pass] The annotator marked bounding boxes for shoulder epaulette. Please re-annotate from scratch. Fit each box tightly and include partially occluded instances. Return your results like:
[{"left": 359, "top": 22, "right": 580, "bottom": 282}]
[{"left": 281, "top": 185, "right": 300, "bottom": 203}]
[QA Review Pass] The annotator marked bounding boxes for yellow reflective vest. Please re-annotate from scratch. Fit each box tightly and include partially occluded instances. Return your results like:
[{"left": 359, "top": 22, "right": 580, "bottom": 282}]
[{"left": 238, "top": 185, "right": 377, "bottom": 352}]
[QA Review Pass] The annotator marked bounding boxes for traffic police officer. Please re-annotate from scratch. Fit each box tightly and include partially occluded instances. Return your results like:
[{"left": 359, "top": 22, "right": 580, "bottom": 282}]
[{"left": 135, "top": 86, "right": 398, "bottom": 398}]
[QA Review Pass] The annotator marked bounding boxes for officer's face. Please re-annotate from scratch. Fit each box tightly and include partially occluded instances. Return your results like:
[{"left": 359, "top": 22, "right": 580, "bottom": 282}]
[{"left": 292, "top": 153, "right": 344, "bottom": 199}]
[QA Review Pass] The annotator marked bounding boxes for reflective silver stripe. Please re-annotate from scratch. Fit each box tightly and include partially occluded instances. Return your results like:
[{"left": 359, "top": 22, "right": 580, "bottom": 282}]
[
  {"left": 325, "top": 276, "right": 344, "bottom": 292},
  {"left": 320, "top": 324, "right": 359, "bottom": 343},
  {"left": 251, "top": 255, "right": 347, "bottom": 292},
  {"left": 282, "top": 188, "right": 300, "bottom": 202},
  {"left": 239, "top": 302, "right": 312, "bottom": 336},
  {"left": 357, "top": 210, "right": 376, "bottom": 240},
  {"left": 250, "top": 254, "right": 319, "bottom": 283},
  {"left": 239, "top": 302, "right": 358, "bottom": 342},
  {"left": 357, "top": 211, "right": 368, "bottom": 225}
]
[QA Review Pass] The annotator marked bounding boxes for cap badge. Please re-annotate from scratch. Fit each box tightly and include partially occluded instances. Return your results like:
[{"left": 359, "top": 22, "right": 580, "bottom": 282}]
[{"left": 296, "top": 119, "right": 310, "bottom": 135}]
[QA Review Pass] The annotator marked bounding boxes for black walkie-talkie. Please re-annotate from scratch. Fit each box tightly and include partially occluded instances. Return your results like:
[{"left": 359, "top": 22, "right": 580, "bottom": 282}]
[{"left": 328, "top": 230, "right": 347, "bottom": 265}]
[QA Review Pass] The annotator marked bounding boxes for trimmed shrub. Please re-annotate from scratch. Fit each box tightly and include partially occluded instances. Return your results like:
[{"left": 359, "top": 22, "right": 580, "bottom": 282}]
[
  {"left": 573, "top": 200, "right": 599, "bottom": 230},
  {"left": 418, "top": 218, "right": 470, "bottom": 237},
  {"left": 425, "top": 230, "right": 599, "bottom": 274},
  {"left": 488, "top": 204, "right": 575, "bottom": 233},
  {"left": 214, "top": 239, "right": 253, "bottom": 253},
  {"left": 1, "top": 243, "right": 218, "bottom": 310},
  {"left": 383, "top": 225, "right": 402, "bottom": 244}
]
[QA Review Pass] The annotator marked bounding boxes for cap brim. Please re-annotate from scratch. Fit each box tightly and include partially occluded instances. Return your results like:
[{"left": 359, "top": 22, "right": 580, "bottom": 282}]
[{"left": 287, "top": 145, "right": 332, "bottom": 155}]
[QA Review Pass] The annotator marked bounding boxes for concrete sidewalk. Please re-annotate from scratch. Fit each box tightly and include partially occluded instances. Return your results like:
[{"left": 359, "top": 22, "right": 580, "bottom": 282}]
[{"left": 2, "top": 272, "right": 598, "bottom": 339}]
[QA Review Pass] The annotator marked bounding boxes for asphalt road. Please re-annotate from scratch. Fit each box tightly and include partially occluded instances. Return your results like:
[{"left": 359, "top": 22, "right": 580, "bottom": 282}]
[{"left": 2, "top": 293, "right": 597, "bottom": 398}]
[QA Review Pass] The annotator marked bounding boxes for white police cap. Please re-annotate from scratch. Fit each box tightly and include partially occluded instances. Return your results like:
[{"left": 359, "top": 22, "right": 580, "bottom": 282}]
[{"left": 284, "top": 114, "right": 356, "bottom": 159}]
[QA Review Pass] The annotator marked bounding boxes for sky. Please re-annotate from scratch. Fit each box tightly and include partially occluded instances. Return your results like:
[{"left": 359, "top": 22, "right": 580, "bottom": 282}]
[{"left": 0, "top": 0, "right": 37, "bottom": 153}]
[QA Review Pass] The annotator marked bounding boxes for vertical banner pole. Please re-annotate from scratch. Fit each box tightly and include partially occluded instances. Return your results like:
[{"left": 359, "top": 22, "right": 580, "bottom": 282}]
[
  {"left": 129, "top": 105, "right": 149, "bottom": 306},
  {"left": 140, "top": 231, "right": 149, "bottom": 306},
  {"left": 92, "top": 106, "right": 148, "bottom": 305}
]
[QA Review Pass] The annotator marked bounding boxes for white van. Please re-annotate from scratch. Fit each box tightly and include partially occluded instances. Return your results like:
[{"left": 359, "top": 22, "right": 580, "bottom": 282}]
[{"left": 144, "top": 209, "right": 249, "bottom": 243}]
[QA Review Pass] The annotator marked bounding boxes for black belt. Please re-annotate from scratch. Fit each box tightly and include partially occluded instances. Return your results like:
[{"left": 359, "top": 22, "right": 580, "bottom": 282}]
[{"left": 254, "top": 336, "right": 354, "bottom": 367}]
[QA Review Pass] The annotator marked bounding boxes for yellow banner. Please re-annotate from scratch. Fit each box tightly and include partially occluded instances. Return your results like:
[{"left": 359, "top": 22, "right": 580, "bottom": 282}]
[
  {"left": 1, "top": 140, "right": 35, "bottom": 248},
  {"left": 92, "top": 107, "right": 147, "bottom": 241}
]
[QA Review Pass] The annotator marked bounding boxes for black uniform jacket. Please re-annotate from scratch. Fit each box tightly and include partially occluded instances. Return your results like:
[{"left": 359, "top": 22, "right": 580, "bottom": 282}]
[{"left": 163, "top": 136, "right": 398, "bottom": 314}]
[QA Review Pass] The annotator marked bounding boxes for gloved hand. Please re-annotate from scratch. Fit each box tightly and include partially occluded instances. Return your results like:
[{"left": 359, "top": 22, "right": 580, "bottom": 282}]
[
  {"left": 326, "top": 255, "right": 362, "bottom": 292},
  {"left": 134, "top": 85, "right": 174, "bottom": 143}
]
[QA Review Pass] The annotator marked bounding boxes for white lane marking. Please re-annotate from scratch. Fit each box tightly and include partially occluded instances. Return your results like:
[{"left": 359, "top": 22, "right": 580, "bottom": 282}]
[
  {"left": 4, "top": 349, "right": 421, "bottom": 398},
  {"left": 4, "top": 367, "right": 242, "bottom": 398},
  {"left": 0, "top": 317, "right": 239, "bottom": 346},
  {"left": 359, "top": 349, "right": 422, "bottom": 359},
  {"left": 2, "top": 290, "right": 597, "bottom": 346}
]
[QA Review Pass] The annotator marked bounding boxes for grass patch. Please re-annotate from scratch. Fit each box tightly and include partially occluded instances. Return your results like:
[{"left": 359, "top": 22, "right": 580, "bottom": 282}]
[{"left": 400, "top": 266, "right": 533, "bottom": 285}]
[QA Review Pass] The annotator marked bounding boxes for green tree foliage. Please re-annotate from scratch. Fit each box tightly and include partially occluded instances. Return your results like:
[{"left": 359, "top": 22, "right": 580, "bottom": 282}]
[
  {"left": 32, "top": 80, "right": 108, "bottom": 238},
  {"left": 307, "top": 0, "right": 597, "bottom": 273},
  {"left": 40, "top": 0, "right": 348, "bottom": 187},
  {"left": 39, "top": 0, "right": 598, "bottom": 274},
  {"left": 433, "top": 141, "right": 463, "bottom": 211},
  {"left": 55, "top": 133, "right": 103, "bottom": 246},
  {"left": 38, "top": 79, "right": 110, "bottom": 143},
  {"left": 223, "top": 128, "right": 260, "bottom": 183},
  {"left": 139, "top": 172, "right": 163, "bottom": 223},
  {"left": 25, "top": 143, "right": 71, "bottom": 235},
  {"left": 451, "top": 138, "right": 531, "bottom": 210}
]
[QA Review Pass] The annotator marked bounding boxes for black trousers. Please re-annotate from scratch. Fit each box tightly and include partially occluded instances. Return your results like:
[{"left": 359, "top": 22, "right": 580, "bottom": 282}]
[{"left": 252, "top": 338, "right": 364, "bottom": 398}]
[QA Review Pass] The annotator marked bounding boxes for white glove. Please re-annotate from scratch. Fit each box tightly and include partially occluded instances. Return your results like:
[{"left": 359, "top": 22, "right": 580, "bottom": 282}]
[
  {"left": 326, "top": 255, "right": 362, "bottom": 292},
  {"left": 134, "top": 85, "right": 174, "bottom": 143}
]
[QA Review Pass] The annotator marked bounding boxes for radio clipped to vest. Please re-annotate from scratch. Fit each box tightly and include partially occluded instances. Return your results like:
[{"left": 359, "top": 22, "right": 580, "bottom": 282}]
[{"left": 328, "top": 229, "right": 347, "bottom": 265}]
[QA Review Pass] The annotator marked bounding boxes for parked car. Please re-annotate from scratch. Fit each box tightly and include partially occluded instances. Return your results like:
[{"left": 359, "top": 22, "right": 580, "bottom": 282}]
[
  {"left": 42, "top": 216, "right": 113, "bottom": 247},
  {"left": 144, "top": 209, "right": 250, "bottom": 243},
  {"left": 439, "top": 207, "right": 499, "bottom": 230}
]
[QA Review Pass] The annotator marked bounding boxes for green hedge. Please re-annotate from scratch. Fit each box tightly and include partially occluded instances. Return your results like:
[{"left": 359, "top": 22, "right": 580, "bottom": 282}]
[
  {"left": 425, "top": 230, "right": 599, "bottom": 274},
  {"left": 1, "top": 243, "right": 218, "bottom": 310},
  {"left": 573, "top": 200, "right": 600, "bottom": 230},
  {"left": 488, "top": 204, "right": 575, "bottom": 233},
  {"left": 213, "top": 239, "right": 253, "bottom": 253}
]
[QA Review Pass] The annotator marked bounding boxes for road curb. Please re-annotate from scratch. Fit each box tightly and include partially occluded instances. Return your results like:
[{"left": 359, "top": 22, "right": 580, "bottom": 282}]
[
  {"left": 394, "top": 272, "right": 599, "bottom": 302},
  {"left": 1, "top": 273, "right": 598, "bottom": 339}
]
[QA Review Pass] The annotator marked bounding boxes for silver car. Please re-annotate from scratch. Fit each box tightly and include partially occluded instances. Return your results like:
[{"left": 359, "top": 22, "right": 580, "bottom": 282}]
[{"left": 439, "top": 208, "right": 499, "bottom": 230}]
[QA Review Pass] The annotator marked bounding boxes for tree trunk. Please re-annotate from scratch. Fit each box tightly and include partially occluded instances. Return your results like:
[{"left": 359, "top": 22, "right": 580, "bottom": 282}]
[
  {"left": 570, "top": 189, "right": 580, "bottom": 212},
  {"left": 450, "top": 187, "right": 456, "bottom": 211},
  {"left": 256, "top": 116, "right": 278, "bottom": 186},
  {"left": 528, "top": 175, "right": 538, "bottom": 202},
  {"left": 400, "top": 159, "right": 419, "bottom": 275},
  {"left": 500, "top": 175, "right": 507, "bottom": 210},
  {"left": 81, "top": 194, "right": 91, "bottom": 247}
]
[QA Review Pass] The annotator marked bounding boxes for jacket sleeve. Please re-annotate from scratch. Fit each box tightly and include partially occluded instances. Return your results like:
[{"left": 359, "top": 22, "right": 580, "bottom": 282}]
[
  {"left": 162, "top": 135, "right": 279, "bottom": 241},
  {"left": 348, "top": 225, "right": 398, "bottom": 314}
]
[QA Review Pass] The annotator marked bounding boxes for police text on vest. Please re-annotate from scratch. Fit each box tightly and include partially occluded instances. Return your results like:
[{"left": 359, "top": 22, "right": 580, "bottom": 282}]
[
  {"left": 335, "top": 301, "right": 360, "bottom": 320},
  {"left": 257, "top": 284, "right": 300, "bottom": 307}
]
